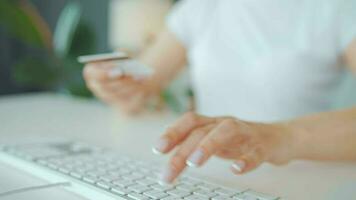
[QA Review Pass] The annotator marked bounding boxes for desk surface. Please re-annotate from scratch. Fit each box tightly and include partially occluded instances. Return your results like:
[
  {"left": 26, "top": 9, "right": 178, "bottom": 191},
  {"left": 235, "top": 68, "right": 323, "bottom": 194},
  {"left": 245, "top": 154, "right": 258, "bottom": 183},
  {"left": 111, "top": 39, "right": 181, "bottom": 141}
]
[{"left": 0, "top": 93, "right": 355, "bottom": 200}]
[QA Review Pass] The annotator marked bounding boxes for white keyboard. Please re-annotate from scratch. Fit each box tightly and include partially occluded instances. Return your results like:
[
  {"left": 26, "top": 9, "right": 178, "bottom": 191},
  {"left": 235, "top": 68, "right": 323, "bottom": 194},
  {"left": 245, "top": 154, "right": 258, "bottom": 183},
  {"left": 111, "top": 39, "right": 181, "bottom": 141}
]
[{"left": 0, "top": 142, "right": 280, "bottom": 200}]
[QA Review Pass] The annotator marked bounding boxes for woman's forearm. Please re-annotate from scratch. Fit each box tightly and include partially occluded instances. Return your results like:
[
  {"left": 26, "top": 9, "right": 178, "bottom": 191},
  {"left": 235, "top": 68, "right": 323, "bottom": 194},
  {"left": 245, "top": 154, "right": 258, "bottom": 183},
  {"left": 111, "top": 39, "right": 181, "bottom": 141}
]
[
  {"left": 286, "top": 107, "right": 356, "bottom": 161},
  {"left": 139, "top": 29, "right": 187, "bottom": 91}
]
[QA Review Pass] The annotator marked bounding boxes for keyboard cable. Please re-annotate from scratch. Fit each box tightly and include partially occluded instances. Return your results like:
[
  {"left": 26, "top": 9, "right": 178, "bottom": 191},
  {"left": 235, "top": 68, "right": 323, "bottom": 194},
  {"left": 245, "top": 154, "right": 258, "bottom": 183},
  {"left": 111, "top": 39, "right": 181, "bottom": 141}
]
[{"left": 0, "top": 182, "right": 71, "bottom": 197}]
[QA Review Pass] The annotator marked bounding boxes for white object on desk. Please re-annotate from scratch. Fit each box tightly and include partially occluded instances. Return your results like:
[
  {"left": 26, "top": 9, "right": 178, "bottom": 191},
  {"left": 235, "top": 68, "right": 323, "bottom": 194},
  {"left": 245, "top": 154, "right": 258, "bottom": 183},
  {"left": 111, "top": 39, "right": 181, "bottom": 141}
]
[
  {"left": 0, "top": 161, "right": 83, "bottom": 200},
  {"left": 0, "top": 93, "right": 355, "bottom": 200}
]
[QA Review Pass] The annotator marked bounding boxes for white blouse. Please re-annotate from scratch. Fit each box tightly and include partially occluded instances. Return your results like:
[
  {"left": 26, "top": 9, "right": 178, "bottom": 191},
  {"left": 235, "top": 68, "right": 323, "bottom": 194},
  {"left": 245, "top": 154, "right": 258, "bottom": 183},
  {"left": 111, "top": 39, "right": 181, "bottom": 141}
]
[{"left": 167, "top": 0, "right": 356, "bottom": 122}]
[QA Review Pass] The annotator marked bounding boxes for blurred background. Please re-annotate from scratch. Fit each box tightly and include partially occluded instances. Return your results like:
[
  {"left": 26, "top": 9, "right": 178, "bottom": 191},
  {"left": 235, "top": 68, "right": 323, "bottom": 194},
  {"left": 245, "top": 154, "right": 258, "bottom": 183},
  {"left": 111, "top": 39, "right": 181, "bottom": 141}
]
[
  {"left": 0, "top": 0, "right": 110, "bottom": 96},
  {"left": 0, "top": 0, "right": 355, "bottom": 112},
  {"left": 0, "top": 0, "right": 190, "bottom": 112}
]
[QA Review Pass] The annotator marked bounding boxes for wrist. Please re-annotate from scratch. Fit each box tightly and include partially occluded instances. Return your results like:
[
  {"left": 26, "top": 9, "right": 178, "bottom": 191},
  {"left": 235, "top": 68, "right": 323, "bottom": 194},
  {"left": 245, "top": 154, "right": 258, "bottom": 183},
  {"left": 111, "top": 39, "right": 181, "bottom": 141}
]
[
  {"left": 279, "top": 120, "right": 305, "bottom": 161},
  {"left": 265, "top": 122, "right": 299, "bottom": 164},
  {"left": 147, "top": 75, "right": 165, "bottom": 95}
]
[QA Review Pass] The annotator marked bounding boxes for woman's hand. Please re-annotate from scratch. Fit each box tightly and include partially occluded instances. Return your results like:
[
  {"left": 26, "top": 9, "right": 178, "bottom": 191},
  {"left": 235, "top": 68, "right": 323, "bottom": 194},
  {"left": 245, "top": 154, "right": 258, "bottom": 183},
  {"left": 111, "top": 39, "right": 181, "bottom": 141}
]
[
  {"left": 83, "top": 62, "right": 161, "bottom": 115},
  {"left": 153, "top": 112, "right": 294, "bottom": 184}
]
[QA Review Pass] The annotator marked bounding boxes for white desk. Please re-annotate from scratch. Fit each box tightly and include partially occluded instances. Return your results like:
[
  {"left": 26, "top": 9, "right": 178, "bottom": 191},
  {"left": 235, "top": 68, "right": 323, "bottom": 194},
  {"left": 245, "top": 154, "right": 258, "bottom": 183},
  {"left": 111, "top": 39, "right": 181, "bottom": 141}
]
[{"left": 0, "top": 93, "right": 355, "bottom": 200}]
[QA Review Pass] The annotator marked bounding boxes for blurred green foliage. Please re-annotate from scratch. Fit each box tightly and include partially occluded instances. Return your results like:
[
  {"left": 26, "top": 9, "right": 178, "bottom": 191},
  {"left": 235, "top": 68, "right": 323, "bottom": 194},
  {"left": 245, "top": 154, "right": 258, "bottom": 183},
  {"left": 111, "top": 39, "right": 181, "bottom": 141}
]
[
  {"left": 0, "top": 0, "right": 47, "bottom": 48},
  {"left": 0, "top": 0, "right": 96, "bottom": 97}
]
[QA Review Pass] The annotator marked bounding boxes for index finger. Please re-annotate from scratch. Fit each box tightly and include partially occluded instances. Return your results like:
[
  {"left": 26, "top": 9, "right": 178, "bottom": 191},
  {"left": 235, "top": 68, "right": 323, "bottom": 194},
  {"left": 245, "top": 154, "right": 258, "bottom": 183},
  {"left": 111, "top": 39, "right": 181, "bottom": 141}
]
[
  {"left": 186, "top": 119, "right": 241, "bottom": 167},
  {"left": 83, "top": 62, "right": 117, "bottom": 81},
  {"left": 152, "top": 112, "right": 216, "bottom": 154}
]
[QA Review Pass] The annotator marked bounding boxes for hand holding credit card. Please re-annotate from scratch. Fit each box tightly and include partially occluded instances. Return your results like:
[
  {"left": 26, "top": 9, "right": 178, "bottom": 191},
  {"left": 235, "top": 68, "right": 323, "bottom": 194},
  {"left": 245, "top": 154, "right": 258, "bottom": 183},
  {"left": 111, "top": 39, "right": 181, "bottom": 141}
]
[{"left": 78, "top": 52, "right": 154, "bottom": 79}]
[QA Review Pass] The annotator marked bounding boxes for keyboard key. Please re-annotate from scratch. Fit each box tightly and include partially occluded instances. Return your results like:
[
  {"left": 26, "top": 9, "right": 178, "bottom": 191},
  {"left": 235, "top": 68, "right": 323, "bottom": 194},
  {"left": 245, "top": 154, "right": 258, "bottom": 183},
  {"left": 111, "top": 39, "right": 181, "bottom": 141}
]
[
  {"left": 115, "top": 168, "right": 132, "bottom": 175},
  {"left": 69, "top": 172, "right": 83, "bottom": 179},
  {"left": 108, "top": 171, "right": 124, "bottom": 177},
  {"left": 194, "top": 189, "right": 218, "bottom": 198},
  {"left": 176, "top": 183, "right": 199, "bottom": 192},
  {"left": 215, "top": 188, "right": 242, "bottom": 196},
  {"left": 151, "top": 184, "right": 175, "bottom": 191},
  {"left": 83, "top": 175, "right": 99, "bottom": 184},
  {"left": 128, "top": 192, "right": 150, "bottom": 200},
  {"left": 198, "top": 183, "right": 218, "bottom": 191},
  {"left": 167, "top": 189, "right": 192, "bottom": 198},
  {"left": 234, "top": 191, "right": 278, "bottom": 200},
  {"left": 127, "top": 185, "right": 152, "bottom": 193},
  {"left": 143, "top": 190, "right": 169, "bottom": 199},
  {"left": 181, "top": 177, "right": 202, "bottom": 186},
  {"left": 138, "top": 167, "right": 151, "bottom": 173},
  {"left": 161, "top": 197, "right": 181, "bottom": 200},
  {"left": 111, "top": 186, "right": 130, "bottom": 195},
  {"left": 96, "top": 181, "right": 113, "bottom": 190},
  {"left": 233, "top": 194, "right": 257, "bottom": 200},
  {"left": 112, "top": 180, "right": 135, "bottom": 187},
  {"left": 184, "top": 194, "right": 209, "bottom": 200},
  {"left": 123, "top": 173, "right": 145, "bottom": 181},
  {"left": 100, "top": 174, "right": 121, "bottom": 182},
  {"left": 212, "top": 195, "right": 233, "bottom": 200},
  {"left": 143, "top": 171, "right": 159, "bottom": 179},
  {"left": 136, "top": 178, "right": 156, "bottom": 186},
  {"left": 86, "top": 170, "right": 107, "bottom": 177}
]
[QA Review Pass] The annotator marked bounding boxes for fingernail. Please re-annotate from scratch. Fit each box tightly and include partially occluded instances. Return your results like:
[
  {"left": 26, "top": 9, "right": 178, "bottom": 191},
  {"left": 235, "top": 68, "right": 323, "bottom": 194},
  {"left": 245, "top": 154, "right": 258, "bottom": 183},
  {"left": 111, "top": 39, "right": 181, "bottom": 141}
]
[
  {"left": 152, "top": 138, "right": 169, "bottom": 155},
  {"left": 108, "top": 67, "right": 123, "bottom": 78},
  {"left": 159, "top": 167, "right": 174, "bottom": 184},
  {"left": 232, "top": 160, "right": 246, "bottom": 173},
  {"left": 186, "top": 149, "right": 204, "bottom": 167}
]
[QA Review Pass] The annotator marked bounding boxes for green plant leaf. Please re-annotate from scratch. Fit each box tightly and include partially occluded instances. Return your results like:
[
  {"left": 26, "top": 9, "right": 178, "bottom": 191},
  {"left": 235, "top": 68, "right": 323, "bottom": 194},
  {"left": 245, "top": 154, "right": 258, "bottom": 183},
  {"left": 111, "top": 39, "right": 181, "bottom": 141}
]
[
  {"left": 53, "top": 1, "right": 82, "bottom": 58},
  {"left": 68, "top": 22, "right": 96, "bottom": 59},
  {"left": 57, "top": 57, "right": 93, "bottom": 97},
  {"left": 0, "top": 0, "right": 47, "bottom": 47}
]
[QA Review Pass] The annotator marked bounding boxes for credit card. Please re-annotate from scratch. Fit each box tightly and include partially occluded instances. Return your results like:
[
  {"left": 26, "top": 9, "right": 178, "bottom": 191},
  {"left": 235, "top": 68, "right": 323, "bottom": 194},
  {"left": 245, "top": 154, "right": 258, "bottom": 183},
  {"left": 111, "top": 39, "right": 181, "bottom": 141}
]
[{"left": 78, "top": 52, "right": 129, "bottom": 64}]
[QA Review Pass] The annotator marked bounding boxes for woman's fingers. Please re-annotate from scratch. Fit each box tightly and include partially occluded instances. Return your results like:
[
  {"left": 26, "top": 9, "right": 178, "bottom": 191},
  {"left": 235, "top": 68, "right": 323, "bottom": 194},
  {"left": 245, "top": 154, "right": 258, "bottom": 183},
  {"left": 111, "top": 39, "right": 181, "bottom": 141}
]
[
  {"left": 83, "top": 63, "right": 114, "bottom": 82},
  {"left": 85, "top": 67, "right": 148, "bottom": 105},
  {"left": 83, "top": 62, "right": 161, "bottom": 115},
  {"left": 231, "top": 148, "right": 265, "bottom": 175},
  {"left": 160, "top": 125, "right": 213, "bottom": 184},
  {"left": 154, "top": 113, "right": 287, "bottom": 181},
  {"left": 102, "top": 82, "right": 141, "bottom": 99},
  {"left": 152, "top": 112, "right": 216, "bottom": 154},
  {"left": 186, "top": 119, "right": 240, "bottom": 167}
]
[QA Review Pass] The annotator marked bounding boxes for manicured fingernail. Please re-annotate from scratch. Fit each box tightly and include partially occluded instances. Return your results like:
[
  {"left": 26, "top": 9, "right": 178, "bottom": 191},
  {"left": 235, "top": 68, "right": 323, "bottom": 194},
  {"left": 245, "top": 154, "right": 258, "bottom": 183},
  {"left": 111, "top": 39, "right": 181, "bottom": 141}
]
[
  {"left": 108, "top": 67, "right": 123, "bottom": 78},
  {"left": 152, "top": 138, "right": 169, "bottom": 155},
  {"left": 159, "top": 167, "right": 174, "bottom": 184},
  {"left": 232, "top": 160, "right": 246, "bottom": 173},
  {"left": 186, "top": 149, "right": 204, "bottom": 167}
]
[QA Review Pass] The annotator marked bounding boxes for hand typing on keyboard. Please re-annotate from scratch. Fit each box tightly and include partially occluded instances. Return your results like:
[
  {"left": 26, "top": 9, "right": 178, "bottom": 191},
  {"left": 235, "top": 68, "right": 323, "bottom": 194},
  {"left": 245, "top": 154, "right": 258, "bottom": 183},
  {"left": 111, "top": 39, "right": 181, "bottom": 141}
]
[{"left": 153, "top": 112, "right": 293, "bottom": 184}]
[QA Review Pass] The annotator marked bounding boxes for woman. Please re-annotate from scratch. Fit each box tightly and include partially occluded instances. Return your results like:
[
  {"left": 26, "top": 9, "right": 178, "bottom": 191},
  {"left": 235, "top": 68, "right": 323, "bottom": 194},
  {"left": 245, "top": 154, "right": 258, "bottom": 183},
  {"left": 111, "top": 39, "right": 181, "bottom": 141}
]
[{"left": 83, "top": 0, "right": 356, "bottom": 184}]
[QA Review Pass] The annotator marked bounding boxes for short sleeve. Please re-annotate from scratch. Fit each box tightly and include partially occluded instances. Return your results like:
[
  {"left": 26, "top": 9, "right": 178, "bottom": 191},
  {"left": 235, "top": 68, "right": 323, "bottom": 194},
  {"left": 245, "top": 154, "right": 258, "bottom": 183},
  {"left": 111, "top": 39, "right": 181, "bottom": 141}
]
[
  {"left": 338, "top": 0, "right": 356, "bottom": 51},
  {"left": 166, "top": 0, "right": 215, "bottom": 48}
]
